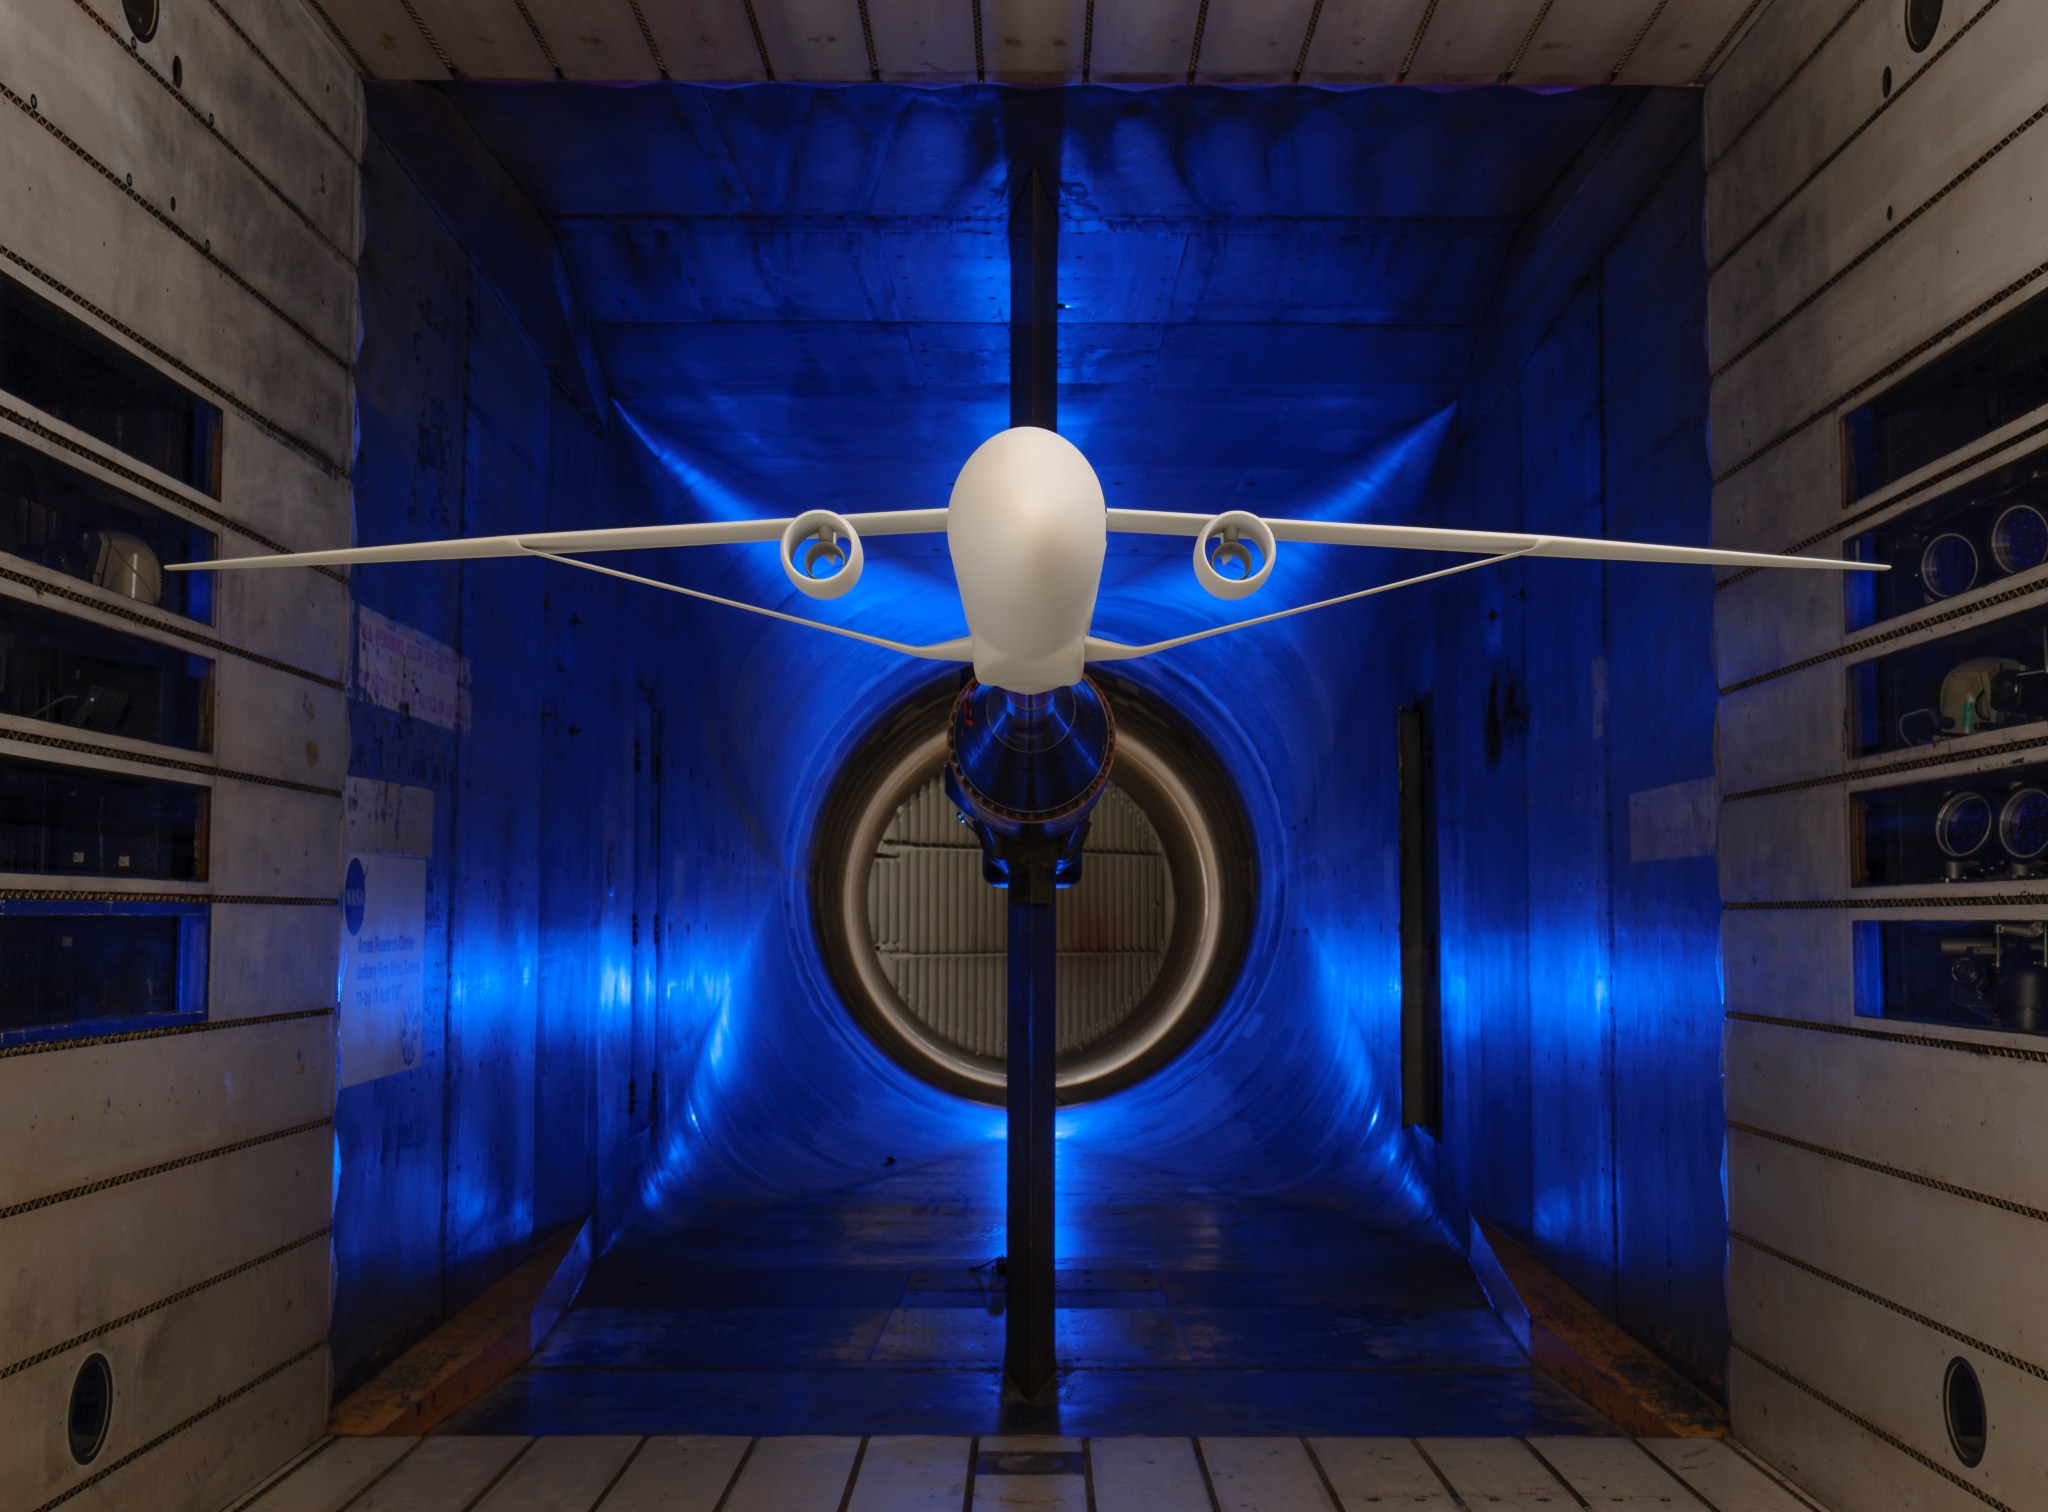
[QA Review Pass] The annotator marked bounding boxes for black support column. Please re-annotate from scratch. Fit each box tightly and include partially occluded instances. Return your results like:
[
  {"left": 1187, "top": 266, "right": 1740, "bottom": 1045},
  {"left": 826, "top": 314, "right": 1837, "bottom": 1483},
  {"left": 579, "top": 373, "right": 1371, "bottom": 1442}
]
[
  {"left": 1004, "top": 841, "right": 1061, "bottom": 1403},
  {"left": 1003, "top": 159, "right": 1061, "bottom": 1407},
  {"left": 1009, "top": 166, "right": 1058, "bottom": 432}
]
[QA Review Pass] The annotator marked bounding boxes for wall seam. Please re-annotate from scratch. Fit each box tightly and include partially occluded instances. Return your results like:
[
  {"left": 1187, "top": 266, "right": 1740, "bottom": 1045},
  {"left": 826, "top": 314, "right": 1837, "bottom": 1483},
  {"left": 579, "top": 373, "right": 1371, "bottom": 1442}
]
[
  {"left": 1711, "top": 95, "right": 2048, "bottom": 382},
  {"left": 204, "top": 0, "right": 361, "bottom": 152},
  {"left": 0, "top": 563, "right": 348, "bottom": 690},
  {"left": 0, "top": 1228, "right": 330, "bottom": 1379},
  {"left": 0, "top": 728, "right": 342, "bottom": 796},
  {"left": 27, "top": 1340, "right": 327, "bottom": 1512},
  {"left": 1708, "top": 0, "right": 2004, "bottom": 276},
  {"left": 1726, "top": 1119, "right": 2048, "bottom": 1223},
  {"left": 0, "top": 83, "right": 351, "bottom": 370},
  {"left": 1702, "top": 0, "right": 1866, "bottom": 167},
  {"left": 1730, "top": 1342, "right": 2016, "bottom": 1511},
  {"left": 0, "top": 251, "right": 349, "bottom": 478},
  {"left": 1725, "top": 893, "right": 2048, "bottom": 909},
  {"left": 1732, "top": 1229, "right": 2048, "bottom": 1382},
  {"left": 0, "top": 1117, "right": 334, "bottom": 1221},
  {"left": 58, "top": 0, "right": 356, "bottom": 263},
  {"left": 1727, "top": 1010, "right": 2048, "bottom": 1064},
  {"left": 0, "top": 1006, "right": 332, "bottom": 1061}
]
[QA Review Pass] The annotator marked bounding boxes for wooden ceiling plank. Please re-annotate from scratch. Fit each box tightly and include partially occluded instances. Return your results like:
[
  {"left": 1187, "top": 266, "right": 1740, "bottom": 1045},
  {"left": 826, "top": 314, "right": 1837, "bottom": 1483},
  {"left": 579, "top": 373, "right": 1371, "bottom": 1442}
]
[
  {"left": 1195, "top": 0, "right": 1319, "bottom": 82},
  {"left": 1297, "top": 0, "right": 1436, "bottom": 83},
  {"left": 867, "top": 0, "right": 979, "bottom": 82},
  {"left": 979, "top": 0, "right": 1091, "bottom": 81},
  {"left": 520, "top": 0, "right": 664, "bottom": 80},
  {"left": 751, "top": 0, "right": 872, "bottom": 79},
  {"left": 1404, "top": 0, "right": 1551, "bottom": 83},
  {"left": 637, "top": 0, "right": 771, "bottom": 79},
  {"left": 405, "top": 0, "right": 554, "bottom": 78}
]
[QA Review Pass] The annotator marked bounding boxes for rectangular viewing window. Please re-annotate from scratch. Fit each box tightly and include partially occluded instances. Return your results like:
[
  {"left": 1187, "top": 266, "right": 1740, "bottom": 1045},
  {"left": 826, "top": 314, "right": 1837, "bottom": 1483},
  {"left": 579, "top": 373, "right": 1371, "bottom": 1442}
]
[
  {"left": 0, "top": 751, "right": 207, "bottom": 879},
  {"left": 0, "top": 595, "right": 214, "bottom": 750},
  {"left": 1846, "top": 606, "right": 2048, "bottom": 757},
  {"left": 1852, "top": 761, "right": 2048, "bottom": 887},
  {"left": 0, "top": 433, "right": 216, "bottom": 621},
  {"left": 1854, "top": 918, "right": 2048, "bottom": 1037},
  {"left": 0, "top": 275, "right": 222, "bottom": 496},
  {"left": 1397, "top": 704, "right": 1440, "bottom": 1130},
  {"left": 0, "top": 898, "right": 207, "bottom": 1044},
  {"left": 1843, "top": 288, "right": 2048, "bottom": 505},
  {"left": 1846, "top": 442, "right": 2048, "bottom": 630}
]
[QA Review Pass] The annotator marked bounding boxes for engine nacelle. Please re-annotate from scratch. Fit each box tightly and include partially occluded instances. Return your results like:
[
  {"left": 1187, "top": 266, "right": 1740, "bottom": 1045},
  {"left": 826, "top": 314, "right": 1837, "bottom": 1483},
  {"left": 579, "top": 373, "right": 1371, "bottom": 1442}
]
[
  {"left": 1192, "top": 510, "right": 1276, "bottom": 600},
  {"left": 780, "top": 509, "right": 864, "bottom": 599}
]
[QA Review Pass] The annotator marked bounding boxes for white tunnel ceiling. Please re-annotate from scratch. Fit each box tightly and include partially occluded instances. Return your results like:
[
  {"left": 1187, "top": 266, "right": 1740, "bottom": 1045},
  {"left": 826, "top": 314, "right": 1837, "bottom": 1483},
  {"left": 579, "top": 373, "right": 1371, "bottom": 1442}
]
[{"left": 306, "top": 0, "right": 1766, "bottom": 87}]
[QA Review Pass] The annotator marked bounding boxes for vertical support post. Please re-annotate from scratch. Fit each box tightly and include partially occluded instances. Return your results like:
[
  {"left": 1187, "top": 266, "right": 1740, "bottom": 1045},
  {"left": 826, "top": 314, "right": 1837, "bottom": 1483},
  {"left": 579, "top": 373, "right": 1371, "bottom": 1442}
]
[
  {"left": 1004, "top": 840, "right": 1060, "bottom": 1403},
  {"left": 1009, "top": 166, "right": 1058, "bottom": 433}
]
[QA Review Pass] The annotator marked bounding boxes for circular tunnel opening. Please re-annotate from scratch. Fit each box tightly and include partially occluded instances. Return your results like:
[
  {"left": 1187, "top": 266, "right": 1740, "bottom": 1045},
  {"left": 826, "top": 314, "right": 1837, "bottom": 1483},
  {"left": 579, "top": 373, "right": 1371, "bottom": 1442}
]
[{"left": 814, "top": 676, "right": 1252, "bottom": 1105}]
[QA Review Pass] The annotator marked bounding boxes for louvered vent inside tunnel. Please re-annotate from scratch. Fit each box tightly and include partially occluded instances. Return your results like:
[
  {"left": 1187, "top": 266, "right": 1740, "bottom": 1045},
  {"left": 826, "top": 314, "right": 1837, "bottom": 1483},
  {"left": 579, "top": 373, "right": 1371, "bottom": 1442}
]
[
  {"left": 814, "top": 677, "right": 1253, "bottom": 1106},
  {"left": 867, "top": 778, "right": 1173, "bottom": 1061}
]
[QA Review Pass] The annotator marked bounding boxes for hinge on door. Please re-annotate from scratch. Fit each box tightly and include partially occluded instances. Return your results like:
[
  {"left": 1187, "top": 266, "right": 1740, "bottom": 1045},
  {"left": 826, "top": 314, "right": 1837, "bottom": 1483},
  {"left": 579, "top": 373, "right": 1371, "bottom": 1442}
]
[
  {"left": 652, "top": 912, "right": 661, "bottom": 945},
  {"left": 631, "top": 911, "right": 639, "bottom": 946}
]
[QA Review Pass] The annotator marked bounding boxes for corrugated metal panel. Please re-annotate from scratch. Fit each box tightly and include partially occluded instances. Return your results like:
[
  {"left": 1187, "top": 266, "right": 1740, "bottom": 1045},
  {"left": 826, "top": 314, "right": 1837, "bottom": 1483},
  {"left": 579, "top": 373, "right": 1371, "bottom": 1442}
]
[{"left": 868, "top": 778, "right": 1169, "bottom": 1059}]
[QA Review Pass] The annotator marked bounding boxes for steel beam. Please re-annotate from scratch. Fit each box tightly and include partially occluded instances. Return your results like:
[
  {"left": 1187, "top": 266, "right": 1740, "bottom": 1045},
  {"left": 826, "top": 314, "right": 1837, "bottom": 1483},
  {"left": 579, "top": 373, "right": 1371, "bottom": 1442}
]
[{"left": 1003, "top": 840, "right": 1061, "bottom": 1403}]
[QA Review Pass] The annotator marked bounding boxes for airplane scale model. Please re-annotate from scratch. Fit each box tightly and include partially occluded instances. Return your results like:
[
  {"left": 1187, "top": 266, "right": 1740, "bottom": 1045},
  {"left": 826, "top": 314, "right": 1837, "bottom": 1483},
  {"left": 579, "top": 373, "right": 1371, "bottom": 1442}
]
[{"left": 174, "top": 426, "right": 1879, "bottom": 697}]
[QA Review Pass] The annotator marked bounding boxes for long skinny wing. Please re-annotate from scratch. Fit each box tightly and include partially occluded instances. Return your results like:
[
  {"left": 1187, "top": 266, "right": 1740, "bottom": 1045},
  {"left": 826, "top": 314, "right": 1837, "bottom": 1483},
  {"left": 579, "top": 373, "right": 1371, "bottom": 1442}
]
[
  {"left": 165, "top": 509, "right": 949, "bottom": 573},
  {"left": 1104, "top": 508, "right": 1883, "bottom": 573}
]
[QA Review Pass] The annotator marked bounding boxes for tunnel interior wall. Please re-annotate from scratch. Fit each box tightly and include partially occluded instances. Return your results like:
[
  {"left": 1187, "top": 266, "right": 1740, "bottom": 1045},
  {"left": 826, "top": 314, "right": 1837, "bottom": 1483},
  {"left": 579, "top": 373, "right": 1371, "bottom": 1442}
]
[
  {"left": 332, "top": 121, "right": 687, "bottom": 1394},
  {"left": 1705, "top": 4, "right": 2048, "bottom": 1508},
  {"left": 1388, "top": 98, "right": 1731, "bottom": 1394},
  {"left": 0, "top": 1, "right": 358, "bottom": 1506}
]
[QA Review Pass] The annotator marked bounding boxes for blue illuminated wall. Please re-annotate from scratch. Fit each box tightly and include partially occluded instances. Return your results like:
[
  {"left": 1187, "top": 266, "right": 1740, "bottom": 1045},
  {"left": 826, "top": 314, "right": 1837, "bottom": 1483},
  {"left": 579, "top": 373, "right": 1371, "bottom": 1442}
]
[
  {"left": 1396, "top": 98, "right": 1729, "bottom": 1392},
  {"left": 334, "top": 81, "right": 1728, "bottom": 1402},
  {"left": 334, "top": 123, "right": 684, "bottom": 1391}
]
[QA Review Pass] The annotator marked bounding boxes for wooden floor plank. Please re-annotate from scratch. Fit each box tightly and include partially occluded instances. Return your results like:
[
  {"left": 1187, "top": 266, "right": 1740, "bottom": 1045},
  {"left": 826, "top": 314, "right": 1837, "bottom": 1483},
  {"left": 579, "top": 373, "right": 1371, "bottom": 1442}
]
[
  {"left": 844, "top": 1436, "right": 970, "bottom": 1511},
  {"left": 1201, "top": 1437, "right": 1336, "bottom": 1512},
  {"left": 1529, "top": 1438, "right": 1709, "bottom": 1505},
  {"left": 1640, "top": 1440, "right": 1818, "bottom": 1512},
  {"left": 1090, "top": 1437, "right": 1212, "bottom": 1512},
  {"left": 595, "top": 1436, "right": 751, "bottom": 1511},
  {"left": 348, "top": 1438, "right": 530, "bottom": 1512},
  {"left": 240, "top": 1439, "right": 418, "bottom": 1512},
  {"left": 1417, "top": 1439, "right": 1567, "bottom": 1511},
  {"left": 473, "top": 1436, "right": 640, "bottom": 1511},
  {"left": 720, "top": 1436, "right": 862, "bottom": 1512},
  {"left": 1308, "top": 1439, "right": 1456, "bottom": 1509}
]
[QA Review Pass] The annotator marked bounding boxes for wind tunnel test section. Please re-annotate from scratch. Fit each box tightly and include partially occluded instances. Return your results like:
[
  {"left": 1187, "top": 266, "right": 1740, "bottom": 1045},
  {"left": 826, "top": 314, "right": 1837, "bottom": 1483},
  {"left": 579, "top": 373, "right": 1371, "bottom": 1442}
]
[
  {"left": 24, "top": 4, "right": 2048, "bottom": 1506},
  {"left": 275, "top": 79, "right": 1779, "bottom": 1439}
]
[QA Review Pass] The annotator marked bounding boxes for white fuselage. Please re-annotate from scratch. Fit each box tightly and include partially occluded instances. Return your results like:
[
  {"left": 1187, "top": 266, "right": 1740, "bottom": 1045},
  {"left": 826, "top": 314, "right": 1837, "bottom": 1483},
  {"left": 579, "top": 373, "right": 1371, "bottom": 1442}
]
[{"left": 945, "top": 427, "right": 1109, "bottom": 695}]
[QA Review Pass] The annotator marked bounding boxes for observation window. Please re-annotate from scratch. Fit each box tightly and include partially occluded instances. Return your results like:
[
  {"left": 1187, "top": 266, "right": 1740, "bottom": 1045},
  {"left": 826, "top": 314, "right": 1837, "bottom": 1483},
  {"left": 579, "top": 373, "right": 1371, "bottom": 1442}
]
[
  {"left": 0, "top": 595, "right": 214, "bottom": 750},
  {"left": 1855, "top": 917, "right": 2048, "bottom": 1037},
  {"left": 0, "top": 276, "right": 222, "bottom": 496},
  {"left": 1845, "top": 443, "right": 2048, "bottom": 629},
  {"left": 1843, "top": 289, "right": 2048, "bottom": 505},
  {"left": 1852, "top": 760, "right": 2048, "bottom": 886},
  {"left": 1847, "top": 607, "right": 2048, "bottom": 757},
  {"left": 0, "top": 433, "right": 216, "bottom": 621},
  {"left": 0, "top": 899, "right": 207, "bottom": 1044},
  {"left": 0, "top": 751, "right": 207, "bottom": 879}
]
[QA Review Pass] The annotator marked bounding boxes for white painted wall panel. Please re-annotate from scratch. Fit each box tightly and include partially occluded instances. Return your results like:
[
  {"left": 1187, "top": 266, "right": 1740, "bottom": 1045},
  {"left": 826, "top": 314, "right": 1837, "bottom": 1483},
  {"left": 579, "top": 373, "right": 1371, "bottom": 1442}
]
[
  {"left": 1731, "top": 1242, "right": 2043, "bottom": 1507},
  {"left": 1730, "top": 1127, "right": 2048, "bottom": 1374},
  {"left": 1, "top": 1126, "right": 332, "bottom": 1367},
  {"left": 209, "top": 905, "right": 341, "bottom": 1022},
  {"left": 1724, "top": 1015, "right": 2048, "bottom": 1214},
  {"left": 1, "top": 1242, "right": 329, "bottom": 1508},
  {"left": 0, "top": 121, "right": 351, "bottom": 465},
  {"left": 0, "top": 1014, "right": 334, "bottom": 1207}
]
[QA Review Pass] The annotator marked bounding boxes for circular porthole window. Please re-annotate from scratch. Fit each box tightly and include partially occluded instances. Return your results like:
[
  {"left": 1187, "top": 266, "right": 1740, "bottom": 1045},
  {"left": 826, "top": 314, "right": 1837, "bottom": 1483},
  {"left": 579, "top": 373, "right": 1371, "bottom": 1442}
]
[
  {"left": 68, "top": 1354, "right": 112, "bottom": 1465},
  {"left": 122, "top": 0, "right": 160, "bottom": 42},
  {"left": 1943, "top": 1356, "right": 1986, "bottom": 1467},
  {"left": 1904, "top": 0, "right": 1942, "bottom": 52},
  {"left": 814, "top": 677, "right": 1252, "bottom": 1104}
]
